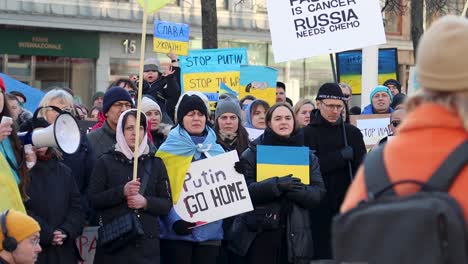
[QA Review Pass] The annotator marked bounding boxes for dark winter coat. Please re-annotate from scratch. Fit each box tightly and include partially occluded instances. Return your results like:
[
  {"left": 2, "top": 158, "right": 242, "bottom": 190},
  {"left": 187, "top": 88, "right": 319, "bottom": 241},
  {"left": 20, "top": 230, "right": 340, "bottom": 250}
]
[
  {"left": 62, "top": 133, "right": 96, "bottom": 220},
  {"left": 88, "top": 151, "right": 172, "bottom": 264},
  {"left": 142, "top": 67, "right": 181, "bottom": 123},
  {"left": 228, "top": 128, "right": 326, "bottom": 263},
  {"left": 25, "top": 158, "right": 86, "bottom": 264},
  {"left": 302, "top": 109, "right": 366, "bottom": 259},
  {"left": 87, "top": 121, "right": 116, "bottom": 160}
]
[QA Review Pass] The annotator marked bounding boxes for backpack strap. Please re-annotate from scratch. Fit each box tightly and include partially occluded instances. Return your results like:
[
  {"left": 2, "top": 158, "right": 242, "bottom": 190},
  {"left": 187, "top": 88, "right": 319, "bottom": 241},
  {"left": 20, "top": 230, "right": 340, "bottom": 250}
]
[
  {"left": 364, "top": 144, "right": 396, "bottom": 199},
  {"left": 425, "top": 140, "right": 468, "bottom": 192}
]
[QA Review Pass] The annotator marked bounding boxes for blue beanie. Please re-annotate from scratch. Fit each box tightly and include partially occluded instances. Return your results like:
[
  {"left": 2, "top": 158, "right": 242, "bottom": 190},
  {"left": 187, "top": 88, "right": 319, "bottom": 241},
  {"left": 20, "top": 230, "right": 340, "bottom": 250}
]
[
  {"left": 103, "top": 87, "right": 133, "bottom": 114},
  {"left": 370, "top": 85, "right": 393, "bottom": 102}
]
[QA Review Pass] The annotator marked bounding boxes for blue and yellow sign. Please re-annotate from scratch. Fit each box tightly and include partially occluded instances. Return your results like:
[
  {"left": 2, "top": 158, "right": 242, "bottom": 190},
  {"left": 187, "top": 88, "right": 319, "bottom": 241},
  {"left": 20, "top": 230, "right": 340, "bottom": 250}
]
[
  {"left": 137, "top": 0, "right": 170, "bottom": 14},
  {"left": 180, "top": 48, "right": 248, "bottom": 109},
  {"left": 239, "top": 65, "right": 277, "bottom": 107},
  {"left": 256, "top": 145, "right": 310, "bottom": 185},
  {"left": 153, "top": 20, "right": 190, "bottom": 56}
]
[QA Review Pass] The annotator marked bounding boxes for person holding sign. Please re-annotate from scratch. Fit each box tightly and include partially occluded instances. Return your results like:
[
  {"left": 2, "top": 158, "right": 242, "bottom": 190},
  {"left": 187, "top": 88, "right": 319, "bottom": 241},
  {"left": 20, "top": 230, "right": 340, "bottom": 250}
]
[
  {"left": 361, "top": 86, "right": 394, "bottom": 115},
  {"left": 140, "top": 53, "right": 181, "bottom": 123},
  {"left": 157, "top": 93, "right": 225, "bottom": 264},
  {"left": 231, "top": 103, "right": 325, "bottom": 264},
  {"left": 88, "top": 110, "right": 172, "bottom": 264},
  {"left": 303, "top": 83, "right": 366, "bottom": 259}
]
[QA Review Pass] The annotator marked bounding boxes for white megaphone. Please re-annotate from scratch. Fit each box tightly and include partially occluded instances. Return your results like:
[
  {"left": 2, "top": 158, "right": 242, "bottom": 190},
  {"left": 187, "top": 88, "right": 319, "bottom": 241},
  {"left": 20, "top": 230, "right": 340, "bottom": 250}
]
[{"left": 19, "top": 107, "right": 81, "bottom": 154}]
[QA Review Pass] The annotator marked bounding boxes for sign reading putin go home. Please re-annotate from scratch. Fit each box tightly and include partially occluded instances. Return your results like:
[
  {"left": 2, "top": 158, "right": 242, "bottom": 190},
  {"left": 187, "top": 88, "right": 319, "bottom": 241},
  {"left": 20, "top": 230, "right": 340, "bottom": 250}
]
[{"left": 266, "top": 0, "right": 386, "bottom": 62}]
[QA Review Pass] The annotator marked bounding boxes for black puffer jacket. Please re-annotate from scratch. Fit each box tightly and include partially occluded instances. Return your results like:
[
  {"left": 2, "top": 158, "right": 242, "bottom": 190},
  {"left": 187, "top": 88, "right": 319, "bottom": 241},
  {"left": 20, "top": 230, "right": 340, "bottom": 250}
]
[
  {"left": 88, "top": 151, "right": 172, "bottom": 264},
  {"left": 228, "top": 128, "right": 326, "bottom": 263},
  {"left": 141, "top": 67, "right": 181, "bottom": 122}
]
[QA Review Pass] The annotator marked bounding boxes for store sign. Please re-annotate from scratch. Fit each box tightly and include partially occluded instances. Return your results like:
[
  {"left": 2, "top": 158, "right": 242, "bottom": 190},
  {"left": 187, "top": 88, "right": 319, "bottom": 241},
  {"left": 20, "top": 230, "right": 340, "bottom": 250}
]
[{"left": 0, "top": 29, "right": 99, "bottom": 58}]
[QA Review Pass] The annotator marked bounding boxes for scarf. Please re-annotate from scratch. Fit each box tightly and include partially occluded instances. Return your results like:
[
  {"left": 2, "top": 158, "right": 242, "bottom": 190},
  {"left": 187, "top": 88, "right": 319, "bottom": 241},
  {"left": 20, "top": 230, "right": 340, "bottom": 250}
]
[
  {"left": 115, "top": 109, "right": 149, "bottom": 160},
  {"left": 218, "top": 131, "right": 238, "bottom": 146},
  {"left": 156, "top": 125, "right": 225, "bottom": 204}
]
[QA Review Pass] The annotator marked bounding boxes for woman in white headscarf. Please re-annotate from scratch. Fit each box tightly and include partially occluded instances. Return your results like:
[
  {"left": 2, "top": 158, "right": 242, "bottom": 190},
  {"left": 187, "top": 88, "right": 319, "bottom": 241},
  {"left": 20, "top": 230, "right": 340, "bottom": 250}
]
[{"left": 89, "top": 109, "right": 172, "bottom": 264}]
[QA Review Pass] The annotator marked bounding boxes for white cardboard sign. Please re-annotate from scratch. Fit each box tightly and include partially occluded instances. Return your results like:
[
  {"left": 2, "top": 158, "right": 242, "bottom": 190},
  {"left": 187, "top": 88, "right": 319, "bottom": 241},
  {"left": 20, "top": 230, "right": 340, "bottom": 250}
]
[
  {"left": 76, "top": 226, "right": 98, "bottom": 264},
  {"left": 267, "top": 0, "right": 386, "bottom": 62},
  {"left": 351, "top": 114, "right": 390, "bottom": 147},
  {"left": 174, "top": 151, "right": 253, "bottom": 225}
]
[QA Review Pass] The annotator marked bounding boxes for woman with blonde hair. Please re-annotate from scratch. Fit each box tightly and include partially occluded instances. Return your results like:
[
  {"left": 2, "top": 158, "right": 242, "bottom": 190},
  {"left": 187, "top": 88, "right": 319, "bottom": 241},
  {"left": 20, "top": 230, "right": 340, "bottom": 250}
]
[{"left": 293, "top": 99, "right": 315, "bottom": 128}]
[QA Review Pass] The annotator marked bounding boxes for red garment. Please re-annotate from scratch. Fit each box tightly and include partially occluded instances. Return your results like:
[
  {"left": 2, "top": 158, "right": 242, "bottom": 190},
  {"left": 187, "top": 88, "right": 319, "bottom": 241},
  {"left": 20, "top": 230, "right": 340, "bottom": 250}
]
[
  {"left": 341, "top": 103, "right": 468, "bottom": 220},
  {"left": 91, "top": 111, "right": 106, "bottom": 131}
]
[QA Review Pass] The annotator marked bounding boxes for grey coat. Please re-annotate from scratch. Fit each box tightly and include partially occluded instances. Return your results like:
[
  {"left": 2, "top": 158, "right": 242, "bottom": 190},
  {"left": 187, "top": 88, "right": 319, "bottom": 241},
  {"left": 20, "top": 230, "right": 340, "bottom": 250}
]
[{"left": 87, "top": 121, "right": 116, "bottom": 159}]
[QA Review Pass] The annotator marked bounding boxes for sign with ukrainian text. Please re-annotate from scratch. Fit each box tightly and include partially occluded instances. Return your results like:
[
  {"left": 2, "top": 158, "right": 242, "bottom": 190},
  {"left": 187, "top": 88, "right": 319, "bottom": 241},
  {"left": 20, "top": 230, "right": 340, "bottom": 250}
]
[
  {"left": 173, "top": 151, "right": 253, "bottom": 225},
  {"left": 153, "top": 20, "right": 190, "bottom": 56},
  {"left": 179, "top": 48, "right": 248, "bottom": 109},
  {"left": 256, "top": 145, "right": 310, "bottom": 184},
  {"left": 239, "top": 65, "right": 277, "bottom": 106},
  {"left": 266, "top": 0, "right": 386, "bottom": 62}
]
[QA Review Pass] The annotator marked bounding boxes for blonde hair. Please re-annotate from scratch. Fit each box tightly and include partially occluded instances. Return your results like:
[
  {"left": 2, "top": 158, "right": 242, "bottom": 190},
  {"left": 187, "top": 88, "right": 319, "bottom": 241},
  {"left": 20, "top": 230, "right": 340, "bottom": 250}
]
[
  {"left": 293, "top": 99, "right": 315, "bottom": 117},
  {"left": 405, "top": 89, "right": 468, "bottom": 131},
  {"left": 38, "top": 88, "right": 75, "bottom": 118}
]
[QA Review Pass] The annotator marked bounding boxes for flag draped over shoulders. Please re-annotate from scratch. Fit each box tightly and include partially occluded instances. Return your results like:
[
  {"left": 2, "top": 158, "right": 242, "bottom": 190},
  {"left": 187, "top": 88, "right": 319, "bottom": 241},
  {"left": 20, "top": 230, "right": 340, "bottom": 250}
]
[
  {"left": 0, "top": 152, "right": 26, "bottom": 213},
  {"left": 156, "top": 125, "right": 225, "bottom": 204}
]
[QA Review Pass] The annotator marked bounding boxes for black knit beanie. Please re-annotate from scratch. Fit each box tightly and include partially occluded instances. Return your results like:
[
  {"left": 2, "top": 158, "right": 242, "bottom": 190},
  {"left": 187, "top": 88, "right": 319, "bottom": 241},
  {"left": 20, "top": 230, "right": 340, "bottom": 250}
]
[
  {"left": 103, "top": 87, "right": 133, "bottom": 114},
  {"left": 316, "top": 83, "right": 346, "bottom": 101},
  {"left": 177, "top": 94, "right": 208, "bottom": 126},
  {"left": 383, "top": 79, "right": 402, "bottom": 93}
]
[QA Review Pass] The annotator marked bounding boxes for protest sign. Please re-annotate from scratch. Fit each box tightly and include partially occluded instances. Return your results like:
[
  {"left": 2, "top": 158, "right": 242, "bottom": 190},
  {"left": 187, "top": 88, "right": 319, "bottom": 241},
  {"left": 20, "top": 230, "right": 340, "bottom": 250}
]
[
  {"left": 350, "top": 114, "right": 391, "bottom": 147},
  {"left": 266, "top": 0, "right": 386, "bottom": 62},
  {"left": 179, "top": 48, "right": 248, "bottom": 109},
  {"left": 337, "top": 48, "right": 398, "bottom": 94},
  {"left": 239, "top": 65, "right": 277, "bottom": 106},
  {"left": 407, "top": 66, "right": 420, "bottom": 95},
  {"left": 256, "top": 145, "right": 310, "bottom": 184},
  {"left": 153, "top": 20, "right": 189, "bottom": 56},
  {"left": 245, "top": 127, "right": 264, "bottom": 141},
  {"left": 173, "top": 151, "right": 253, "bottom": 225},
  {"left": 76, "top": 226, "right": 98, "bottom": 264}
]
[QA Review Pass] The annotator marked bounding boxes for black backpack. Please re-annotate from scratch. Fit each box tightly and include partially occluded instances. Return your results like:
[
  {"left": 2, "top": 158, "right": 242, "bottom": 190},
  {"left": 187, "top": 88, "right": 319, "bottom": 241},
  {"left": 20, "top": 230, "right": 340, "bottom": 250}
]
[{"left": 332, "top": 140, "right": 468, "bottom": 264}]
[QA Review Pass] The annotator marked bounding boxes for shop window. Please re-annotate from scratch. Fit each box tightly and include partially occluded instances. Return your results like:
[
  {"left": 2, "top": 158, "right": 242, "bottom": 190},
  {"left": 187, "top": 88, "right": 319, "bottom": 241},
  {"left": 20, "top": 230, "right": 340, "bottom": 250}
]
[
  {"left": 228, "top": 42, "right": 268, "bottom": 65},
  {"left": 217, "top": 0, "right": 229, "bottom": 10}
]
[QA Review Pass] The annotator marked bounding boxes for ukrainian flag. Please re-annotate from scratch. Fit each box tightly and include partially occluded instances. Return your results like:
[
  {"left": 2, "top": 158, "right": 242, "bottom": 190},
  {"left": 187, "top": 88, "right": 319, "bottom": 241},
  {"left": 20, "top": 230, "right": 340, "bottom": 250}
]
[
  {"left": 0, "top": 152, "right": 26, "bottom": 213},
  {"left": 256, "top": 145, "right": 310, "bottom": 184}
]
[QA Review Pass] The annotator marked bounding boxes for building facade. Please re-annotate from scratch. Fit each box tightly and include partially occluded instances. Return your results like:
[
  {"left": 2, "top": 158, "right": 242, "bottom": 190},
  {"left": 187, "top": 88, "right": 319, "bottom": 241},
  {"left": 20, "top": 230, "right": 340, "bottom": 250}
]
[{"left": 0, "top": 0, "right": 463, "bottom": 107}]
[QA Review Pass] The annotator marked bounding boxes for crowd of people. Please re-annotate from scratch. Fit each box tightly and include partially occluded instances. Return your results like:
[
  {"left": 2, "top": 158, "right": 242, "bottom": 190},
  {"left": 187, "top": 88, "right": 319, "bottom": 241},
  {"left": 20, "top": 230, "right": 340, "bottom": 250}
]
[{"left": 0, "top": 15, "right": 467, "bottom": 264}]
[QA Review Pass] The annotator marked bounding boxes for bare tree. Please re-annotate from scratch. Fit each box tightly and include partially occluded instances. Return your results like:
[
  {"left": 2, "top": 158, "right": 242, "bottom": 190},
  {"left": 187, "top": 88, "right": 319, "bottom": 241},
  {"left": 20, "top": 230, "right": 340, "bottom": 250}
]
[{"left": 201, "top": 0, "right": 218, "bottom": 49}]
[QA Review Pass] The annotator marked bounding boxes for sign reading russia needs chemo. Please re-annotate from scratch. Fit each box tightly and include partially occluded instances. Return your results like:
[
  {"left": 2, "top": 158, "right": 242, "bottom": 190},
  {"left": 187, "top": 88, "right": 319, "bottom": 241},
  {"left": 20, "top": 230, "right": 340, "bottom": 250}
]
[
  {"left": 173, "top": 151, "right": 253, "bottom": 225},
  {"left": 153, "top": 20, "right": 190, "bottom": 56},
  {"left": 179, "top": 48, "right": 248, "bottom": 109},
  {"left": 266, "top": 0, "right": 386, "bottom": 62}
]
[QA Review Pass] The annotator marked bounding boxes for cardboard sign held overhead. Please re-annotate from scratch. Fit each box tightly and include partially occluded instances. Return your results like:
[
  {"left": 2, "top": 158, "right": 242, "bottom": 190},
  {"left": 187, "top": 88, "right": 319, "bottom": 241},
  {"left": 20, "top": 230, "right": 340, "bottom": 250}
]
[
  {"left": 350, "top": 114, "right": 391, "bottom": 148},
  {"left": 239, "top": 65, "right": 277, "bottom": 107},
  {"left": 153, "top": 20, "right": 190, "bottom": 56},
  {"left": 173, "top": 151, "right": 253, "bottom": 225},
  {"left": 179, "top": 48, "right": 248, "bottom": 110},
  {"left": 266, "top": 0, "right": 386, "bottom": 62}
]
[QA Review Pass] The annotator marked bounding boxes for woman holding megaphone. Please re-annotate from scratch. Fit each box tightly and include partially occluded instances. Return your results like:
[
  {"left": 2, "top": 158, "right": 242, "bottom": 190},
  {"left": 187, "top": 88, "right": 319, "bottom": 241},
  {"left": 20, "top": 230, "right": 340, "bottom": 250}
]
[{"left": 21, "top": 117, "right": 86, "bottom": 264}]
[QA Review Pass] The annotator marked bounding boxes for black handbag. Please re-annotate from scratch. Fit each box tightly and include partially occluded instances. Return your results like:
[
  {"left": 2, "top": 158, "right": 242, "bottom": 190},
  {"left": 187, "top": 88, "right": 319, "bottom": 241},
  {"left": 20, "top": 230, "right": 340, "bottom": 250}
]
[
  {"left": 245, "top": 202, "right": 282, "bottom": 232},
  {"left": 97, "top": 160, "right": 152, "bottom": 253}
]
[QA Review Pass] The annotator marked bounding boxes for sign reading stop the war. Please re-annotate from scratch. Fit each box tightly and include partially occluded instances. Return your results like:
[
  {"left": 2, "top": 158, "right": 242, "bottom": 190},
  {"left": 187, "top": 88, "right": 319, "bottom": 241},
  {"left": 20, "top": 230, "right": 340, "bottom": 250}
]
[{"left": 174, "top": 151, "right": 253, "bottom": 226}]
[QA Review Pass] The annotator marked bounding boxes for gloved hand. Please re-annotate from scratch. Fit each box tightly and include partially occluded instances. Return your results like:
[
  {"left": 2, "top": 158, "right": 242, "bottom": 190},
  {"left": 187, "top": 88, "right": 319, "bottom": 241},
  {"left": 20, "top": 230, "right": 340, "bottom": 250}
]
[
  {"left": 234, "top": 160, "right": 245, "bottom": 174},
  {"left": 173, "top": 220, "right": 196, "bottom": 236},
  {"left": 277, "top": 175, "right": 304, "bottom": 192},
  {"left": 340, "top": 146, "right": 354, "bottom": 161}
]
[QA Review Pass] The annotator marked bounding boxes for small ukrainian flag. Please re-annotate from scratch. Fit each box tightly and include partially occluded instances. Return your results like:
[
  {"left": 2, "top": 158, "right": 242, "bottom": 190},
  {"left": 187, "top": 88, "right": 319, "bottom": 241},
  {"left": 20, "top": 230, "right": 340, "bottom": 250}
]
[
  {"left": 256, "top": 145, "right": 310, "bottom": 184},
  {"left": 137, "top": 0, "right": 170, "bottom": 14}
]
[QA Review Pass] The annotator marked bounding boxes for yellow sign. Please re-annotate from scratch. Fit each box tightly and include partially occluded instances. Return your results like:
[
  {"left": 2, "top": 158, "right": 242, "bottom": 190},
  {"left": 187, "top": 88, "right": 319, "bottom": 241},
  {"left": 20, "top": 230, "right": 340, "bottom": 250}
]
[
  {"left": 183, "top": 71, "right": 240, "bottom": 94},
  {"left": 153, "top": 39, "right": 189, "bottom": 56},
  {"left": 137, "top": 0, "right": 170, "bottom": 13}
]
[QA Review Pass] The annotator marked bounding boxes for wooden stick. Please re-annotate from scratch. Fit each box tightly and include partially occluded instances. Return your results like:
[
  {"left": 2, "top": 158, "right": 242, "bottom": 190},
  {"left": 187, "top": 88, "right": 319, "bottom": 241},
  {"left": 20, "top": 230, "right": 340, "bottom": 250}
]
[
  {"left": 133, "top": 0, "right": 148, "bottom": 181},
  {"left": 463, "top": 0, "right": 468, "bottom": 17}
]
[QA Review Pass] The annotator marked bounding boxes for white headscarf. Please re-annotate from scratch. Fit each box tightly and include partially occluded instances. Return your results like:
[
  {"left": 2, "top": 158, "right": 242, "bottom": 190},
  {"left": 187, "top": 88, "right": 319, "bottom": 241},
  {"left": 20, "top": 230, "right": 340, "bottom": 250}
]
[{"left": 115, "top": 109, "right": 149, "bottom": 160}]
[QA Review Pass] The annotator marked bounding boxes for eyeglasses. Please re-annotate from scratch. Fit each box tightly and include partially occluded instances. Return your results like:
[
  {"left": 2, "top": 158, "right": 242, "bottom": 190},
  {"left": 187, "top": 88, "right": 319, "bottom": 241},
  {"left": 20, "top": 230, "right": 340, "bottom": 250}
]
[
  {"left": 343, "top": 94, "right": 351, "bottom": 99},
  {"left": 112, "top": 102, "right": 132, "bottom": 109},
  {"left": 391, "top": 121, "right": 401, "bottom": 127},
  {"left": 321, "top": 101, "right": 344, "bottom": 111}
]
